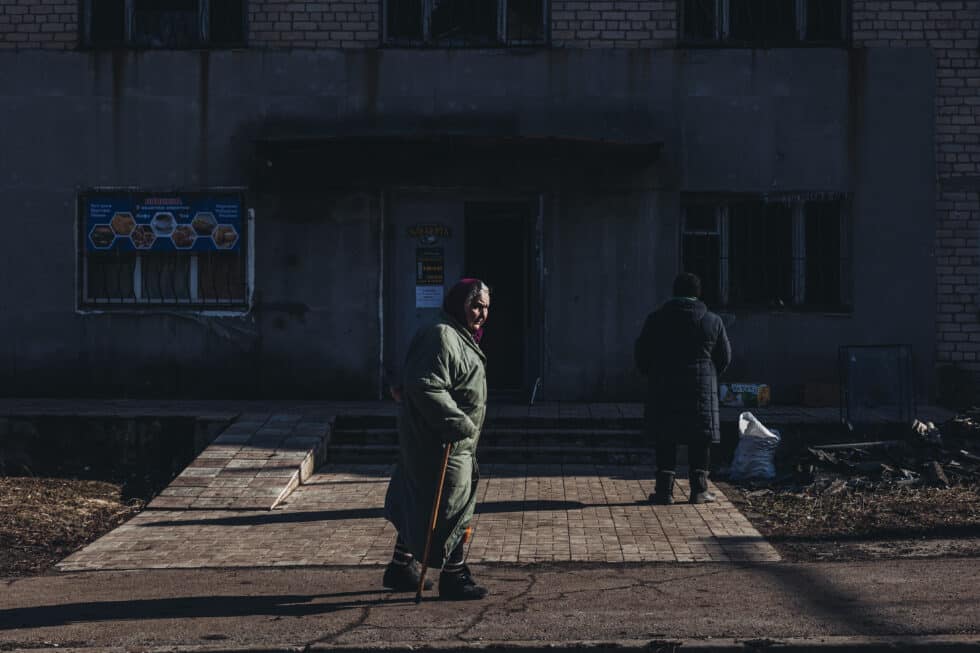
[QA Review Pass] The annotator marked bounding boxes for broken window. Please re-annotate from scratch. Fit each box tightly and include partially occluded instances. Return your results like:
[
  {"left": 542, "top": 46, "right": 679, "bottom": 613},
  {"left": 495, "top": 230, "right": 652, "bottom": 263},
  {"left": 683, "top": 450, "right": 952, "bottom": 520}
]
[
  {"left": 681, "top": 0, "right": 847, "bottom": 45},
  {"left": 681, "top": 195, "right": 849, "bottom": 310},
  {"left": 384, "top": 0, "right": 547, "bottom": 46},
  {"left": 82, "top": 0, "right": 247, "bottom": 49}
]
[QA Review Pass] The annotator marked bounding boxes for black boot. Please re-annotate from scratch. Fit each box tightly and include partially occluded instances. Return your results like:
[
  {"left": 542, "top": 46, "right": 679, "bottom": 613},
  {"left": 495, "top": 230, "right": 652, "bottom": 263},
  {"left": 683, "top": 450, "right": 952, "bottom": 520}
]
[
  {"left": 689, "top": 469, "right": 717, "bottom": 504},
  {"left": 439, "top": 564, "right": 489, "bottom": 601},
  {"left": 382, "top": 560, "right": 433, "bottom": 592},
  {"left": 649, "top": 471, "right": 676, "bottom": 505}
]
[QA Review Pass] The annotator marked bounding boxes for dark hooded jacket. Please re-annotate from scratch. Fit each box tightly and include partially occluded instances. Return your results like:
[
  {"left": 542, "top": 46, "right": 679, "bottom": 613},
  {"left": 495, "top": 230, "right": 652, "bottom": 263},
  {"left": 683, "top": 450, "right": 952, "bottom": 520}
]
[{"left": 634, "top": 298, "right": 732, "bottom": 445}]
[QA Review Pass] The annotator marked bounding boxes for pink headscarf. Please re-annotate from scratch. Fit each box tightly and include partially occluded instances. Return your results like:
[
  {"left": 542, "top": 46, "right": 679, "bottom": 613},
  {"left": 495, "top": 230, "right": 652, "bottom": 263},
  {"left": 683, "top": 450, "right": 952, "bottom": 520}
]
[{"left": 443, "top": 278, "right": 486, "bottom": 344}]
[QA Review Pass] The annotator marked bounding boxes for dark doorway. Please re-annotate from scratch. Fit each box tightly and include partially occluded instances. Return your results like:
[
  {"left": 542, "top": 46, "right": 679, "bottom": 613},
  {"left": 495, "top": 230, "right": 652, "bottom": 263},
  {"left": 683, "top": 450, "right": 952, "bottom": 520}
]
[{"left": 464, "top": 202, "right": 530, "bottom": 392}]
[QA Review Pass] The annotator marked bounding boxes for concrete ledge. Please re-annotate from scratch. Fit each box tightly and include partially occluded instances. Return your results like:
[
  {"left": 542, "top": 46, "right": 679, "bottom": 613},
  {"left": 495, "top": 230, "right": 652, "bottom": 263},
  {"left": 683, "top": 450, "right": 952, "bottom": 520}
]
[{"left": 148, "top": 415, "right": 334, "bottom": 511}]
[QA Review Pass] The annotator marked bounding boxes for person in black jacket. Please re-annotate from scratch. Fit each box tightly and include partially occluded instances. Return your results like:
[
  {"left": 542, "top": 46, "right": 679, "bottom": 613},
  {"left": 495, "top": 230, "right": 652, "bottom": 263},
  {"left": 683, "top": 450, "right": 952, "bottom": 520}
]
[{"left": 634, "top": 272, "right": 732, "bottom": 504}]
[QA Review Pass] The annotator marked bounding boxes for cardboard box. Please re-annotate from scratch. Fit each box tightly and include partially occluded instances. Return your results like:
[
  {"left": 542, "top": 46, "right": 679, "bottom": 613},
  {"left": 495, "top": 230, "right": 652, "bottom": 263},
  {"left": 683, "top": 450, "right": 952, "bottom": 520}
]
[
  {"left": 719, "top": 383, "right": 771, "bottom": 408},
  {"left": 803, "top": 382, "right": 839, "bottom": 408}
]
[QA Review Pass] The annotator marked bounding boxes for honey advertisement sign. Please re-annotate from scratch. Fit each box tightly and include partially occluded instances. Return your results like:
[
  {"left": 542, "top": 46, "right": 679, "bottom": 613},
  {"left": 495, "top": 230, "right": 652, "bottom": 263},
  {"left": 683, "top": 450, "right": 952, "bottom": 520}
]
[{"left": 86, "top": 193, "right": 242, "bottom": 253}]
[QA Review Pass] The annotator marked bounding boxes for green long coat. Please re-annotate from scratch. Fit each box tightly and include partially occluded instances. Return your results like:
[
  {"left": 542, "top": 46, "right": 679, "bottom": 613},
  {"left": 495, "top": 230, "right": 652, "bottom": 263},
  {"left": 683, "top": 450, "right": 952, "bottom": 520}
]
[{"left": 384, "top": 313, "right": 487, "bottom": 567}]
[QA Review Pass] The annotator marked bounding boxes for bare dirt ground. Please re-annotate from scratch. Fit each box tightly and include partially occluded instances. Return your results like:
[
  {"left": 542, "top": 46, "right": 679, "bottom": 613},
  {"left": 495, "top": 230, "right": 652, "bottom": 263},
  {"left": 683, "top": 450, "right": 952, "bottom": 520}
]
[
  {"left": 720, "top": 480, "right": 980, "bottom": 561},
  {"left": 0, "top": 477, "right": 144, "bottom": 577},
  {"left": 718, "top": 412, "right": 980, "bottom": 561}
]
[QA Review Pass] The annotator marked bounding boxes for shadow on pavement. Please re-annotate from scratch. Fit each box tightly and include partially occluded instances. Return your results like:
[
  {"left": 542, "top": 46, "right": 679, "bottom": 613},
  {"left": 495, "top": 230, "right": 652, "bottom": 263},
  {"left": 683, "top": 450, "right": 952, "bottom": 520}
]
[
  {"left": 141, "top": 500, "right": 586, "bottom": 526},
  {"left": 140, "top": 499, "right": 656, "bottom": 527},
  {"left": 728, "top": 552, "right": 916, "bottom": 636},
  {"left": 763, "top": 523, "right": 980, "bottom": 543},
  {"left": 0, "top": 590, "right": 414, "bottom": 630}
]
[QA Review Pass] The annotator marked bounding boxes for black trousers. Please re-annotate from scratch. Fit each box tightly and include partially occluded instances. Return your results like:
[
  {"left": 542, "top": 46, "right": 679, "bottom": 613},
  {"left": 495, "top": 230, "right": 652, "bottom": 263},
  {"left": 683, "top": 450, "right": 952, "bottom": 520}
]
[{"left": 656, "top": 440, "right": 710, "bottom": 473}]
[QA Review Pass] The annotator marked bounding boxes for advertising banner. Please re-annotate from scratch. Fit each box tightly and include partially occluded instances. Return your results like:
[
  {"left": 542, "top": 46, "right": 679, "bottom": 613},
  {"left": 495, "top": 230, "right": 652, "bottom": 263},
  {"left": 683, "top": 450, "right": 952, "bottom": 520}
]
[{"left": 85, "top": 193, "right": 243, "bottom": 253}]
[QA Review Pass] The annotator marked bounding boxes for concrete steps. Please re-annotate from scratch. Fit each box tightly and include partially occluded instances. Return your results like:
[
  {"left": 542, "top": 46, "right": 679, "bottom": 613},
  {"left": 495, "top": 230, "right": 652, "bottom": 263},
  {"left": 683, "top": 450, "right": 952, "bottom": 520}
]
[{"left": 326, "top": 416, "right": 655, "bottom": 465}]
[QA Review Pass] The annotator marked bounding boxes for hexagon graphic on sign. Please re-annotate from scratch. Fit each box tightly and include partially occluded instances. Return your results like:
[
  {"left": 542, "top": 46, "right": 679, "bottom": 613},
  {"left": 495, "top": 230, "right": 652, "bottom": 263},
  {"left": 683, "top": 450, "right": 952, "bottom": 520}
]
[
  {"left": 211, "top": 224, "right": 239, "bottom": 249},
  {"left": 89, "top": 224, "right": 115, "bottom": 249},
  {"left": 131, "top": 224, "right": 156, "bottom": 250}
]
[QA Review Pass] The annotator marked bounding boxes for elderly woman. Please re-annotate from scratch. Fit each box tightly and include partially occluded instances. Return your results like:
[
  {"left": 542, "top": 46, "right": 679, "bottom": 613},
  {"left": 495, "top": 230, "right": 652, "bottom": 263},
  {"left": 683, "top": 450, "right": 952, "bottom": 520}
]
[{"left": 383, "top": 278, "right": 490, "bottom": 600}]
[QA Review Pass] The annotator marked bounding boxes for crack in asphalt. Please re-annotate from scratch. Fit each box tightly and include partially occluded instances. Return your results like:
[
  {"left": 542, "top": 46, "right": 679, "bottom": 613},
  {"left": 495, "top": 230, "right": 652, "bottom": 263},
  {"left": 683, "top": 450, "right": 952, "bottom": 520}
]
[
  {"left": 301, "top": 598, "right": 378, "bottom": 648},
  {"left": 499, "top": 568, "right": 730, "bottom": 604},
  {"left": 455, "top": 571, "right": 538, "bottom": 641}
]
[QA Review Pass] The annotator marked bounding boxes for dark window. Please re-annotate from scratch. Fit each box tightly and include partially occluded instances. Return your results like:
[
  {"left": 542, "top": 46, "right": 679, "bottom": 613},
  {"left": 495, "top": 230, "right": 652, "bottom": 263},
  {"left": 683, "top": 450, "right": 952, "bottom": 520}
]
[
  {"left": 86, "top": 253, "right": 136, "bottom": 302},
  {"left": 680, "top": 0, "right": 847, "bottom": 46},
  {"left": 804, "top": 200, "right": 842, "bottom": 307},
  {"left": 83, "top": 0, "right": 246, "bottom": 49},
  {"left": 209, "top": 0, "right": 248, "bottom": 46},
  {"left": 198, "top": 252, "right": 247, "bottom": 302},
  {"left": 681, "top": 204, "right": 721, "bottom": 305},
  {"left": 384, "top": 0, "right": 547, "bottom": 46},
  {"left": 386, "top": 0, "right": 424, "bottom": 41},
  {"left": 431, "top": 0, "right": 498, "bottom": 45},
  {"left": 682, "top": 0, "right": 717, "bottom": 40},
  {"left": 804, "top": 0, "right": 844, "bottom": 42},
  {"left": 507, "top": 0, "right": 545, "bottom": 43},
  {"left": 681, "top": 195, "right": 849, "bottom": 310},
  {"left": 89, "top": 0, "right": 126, "bottom": 47},
  {"left": 132, "top": 0, "right": 200, "bottom": 49},
  {"left": 728, "top": 0, "right": 795, "bottom": 44},
  {"left": 728, "top": 200, "right": 793, "bottom": 306},
  {"left": 142, "top": 254, "right": 193, "bottom": 301}
]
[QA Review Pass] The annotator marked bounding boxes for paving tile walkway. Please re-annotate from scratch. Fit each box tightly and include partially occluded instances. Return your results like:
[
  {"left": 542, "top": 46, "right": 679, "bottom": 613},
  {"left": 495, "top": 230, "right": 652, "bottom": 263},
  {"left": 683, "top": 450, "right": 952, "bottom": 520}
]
[
  {"left": 13, "top": 398, "right": 953, "bottom": 572},
  {"left": 58, "top": 463, "right": 778, "bottom": 571}
]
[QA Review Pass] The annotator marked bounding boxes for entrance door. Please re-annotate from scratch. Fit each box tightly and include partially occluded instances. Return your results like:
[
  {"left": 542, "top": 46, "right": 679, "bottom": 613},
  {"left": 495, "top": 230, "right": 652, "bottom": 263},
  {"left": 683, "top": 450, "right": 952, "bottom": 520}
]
[
  {"left": 464, "top": 202, "right": 531, "bottom": 393},
  {"left": 385, "top": 194, "right": 465, "bottom": 395}
]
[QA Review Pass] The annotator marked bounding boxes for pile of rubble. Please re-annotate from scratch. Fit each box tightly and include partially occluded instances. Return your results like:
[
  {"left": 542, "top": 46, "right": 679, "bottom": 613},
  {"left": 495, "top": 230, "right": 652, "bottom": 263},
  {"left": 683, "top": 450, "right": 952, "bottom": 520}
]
[{"left": 786, "top": 411, "right": 980, "bottom": 496}]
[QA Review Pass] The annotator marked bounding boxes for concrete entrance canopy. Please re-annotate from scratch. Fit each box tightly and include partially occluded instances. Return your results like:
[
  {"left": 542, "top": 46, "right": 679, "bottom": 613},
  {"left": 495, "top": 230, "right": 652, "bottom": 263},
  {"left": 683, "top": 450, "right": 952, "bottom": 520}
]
[{"left": 252, "top": 131, "right": 664, "bottom": 190}]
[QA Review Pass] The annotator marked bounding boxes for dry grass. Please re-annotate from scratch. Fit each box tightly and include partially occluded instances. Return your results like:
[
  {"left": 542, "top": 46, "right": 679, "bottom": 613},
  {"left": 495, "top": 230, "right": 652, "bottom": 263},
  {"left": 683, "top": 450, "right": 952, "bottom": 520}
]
[
  {"left": 722, "top": 481, "right": 980, "bottom": 561},
  {"left": 0, "top": 477, "right": 144, "bottom": 576}
]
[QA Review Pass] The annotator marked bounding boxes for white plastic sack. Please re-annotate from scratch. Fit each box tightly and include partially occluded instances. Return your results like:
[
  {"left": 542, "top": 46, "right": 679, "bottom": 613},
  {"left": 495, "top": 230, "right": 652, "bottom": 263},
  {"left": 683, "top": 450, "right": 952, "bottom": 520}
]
[{"left": 730, "top": 411, "right": 781, "bottom": 481}]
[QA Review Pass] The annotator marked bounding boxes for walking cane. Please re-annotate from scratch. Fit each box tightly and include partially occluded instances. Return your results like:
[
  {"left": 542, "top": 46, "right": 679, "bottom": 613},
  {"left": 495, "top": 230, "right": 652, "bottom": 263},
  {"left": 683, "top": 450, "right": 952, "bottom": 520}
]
[{"left": 416, "top": 443, "right": 452, "bottom": 604}]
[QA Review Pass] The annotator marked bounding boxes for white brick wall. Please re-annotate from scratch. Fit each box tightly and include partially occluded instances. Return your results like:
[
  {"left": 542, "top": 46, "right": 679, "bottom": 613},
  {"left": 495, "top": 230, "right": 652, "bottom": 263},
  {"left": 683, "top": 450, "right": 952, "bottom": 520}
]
[
  {"left": 854, "top": 0, "right": 980, "bottom": 376},
  {"left": 551, "top": 0, "right": 677, "bottom": 47},
  {"left": 248, "top": 0, "right": 378, "bottom": 48},
  {"left": 0, "top": 0, "right": 77, "bottom": 50}
]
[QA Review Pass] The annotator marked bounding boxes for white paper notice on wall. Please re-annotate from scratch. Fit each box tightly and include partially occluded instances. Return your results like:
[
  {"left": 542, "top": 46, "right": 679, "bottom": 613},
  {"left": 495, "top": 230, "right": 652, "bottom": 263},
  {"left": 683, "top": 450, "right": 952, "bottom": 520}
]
[{"left": 416, "top": 285, "right": 443, "bottom": 309}]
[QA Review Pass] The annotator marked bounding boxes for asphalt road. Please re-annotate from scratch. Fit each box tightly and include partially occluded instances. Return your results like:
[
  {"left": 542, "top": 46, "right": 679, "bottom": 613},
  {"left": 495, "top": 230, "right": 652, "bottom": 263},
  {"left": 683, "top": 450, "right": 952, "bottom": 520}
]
[{"left": 1, "top": 559, "right": 979, "bottom": 651}]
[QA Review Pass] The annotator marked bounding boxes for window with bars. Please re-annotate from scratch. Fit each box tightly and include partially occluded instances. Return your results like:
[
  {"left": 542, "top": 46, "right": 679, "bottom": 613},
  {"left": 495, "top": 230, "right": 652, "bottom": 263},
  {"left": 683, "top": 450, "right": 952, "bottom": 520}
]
[
  {"left": 681, "top": 194, "right": 850, "bottom": 310},
  {"left": 78, "top": 191, "right": 251, "bottom": 311},
  {"left": 384, "top": 0, "right": 548, "bottom": 47},
  {"left": 81, "top": 0, "right": 247, "bottom": 50},
  {"left": 681, "top": 0, "right": 848, "bottom": 46}
]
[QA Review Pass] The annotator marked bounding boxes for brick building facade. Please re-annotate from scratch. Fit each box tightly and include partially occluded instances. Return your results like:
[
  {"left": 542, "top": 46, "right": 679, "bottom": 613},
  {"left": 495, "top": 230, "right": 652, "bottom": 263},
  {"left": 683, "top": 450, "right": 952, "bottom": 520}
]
[
  {"left": 0, "top": 1, "right": 974, "bottom": 400},
  {"left": 852, "top": 1, "right": 980, "bottom": 382},
  {"left": 0, "top": 0, "right": 76, "bottom": 49}
]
